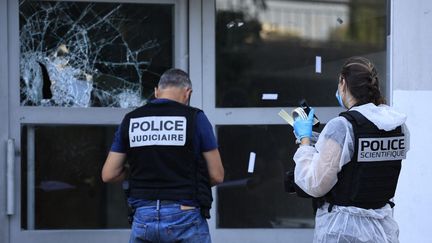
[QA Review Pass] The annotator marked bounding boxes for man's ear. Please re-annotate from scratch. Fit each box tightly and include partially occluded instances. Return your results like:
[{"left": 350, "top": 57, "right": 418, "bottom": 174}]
[
  {"left": 154, "top": 87, "right": 159, "bottom": 98},
  {"left": 184, "top": 88, "right": 193, "bottom": 105},
  {"left": 187, "top": 88, "right": 193, "bottom": 97}
]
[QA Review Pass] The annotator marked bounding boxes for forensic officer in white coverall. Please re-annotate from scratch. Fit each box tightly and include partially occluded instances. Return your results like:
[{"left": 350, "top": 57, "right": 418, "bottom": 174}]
[{"left": 292, "top": 56, "right": 410, "bottom": 243}]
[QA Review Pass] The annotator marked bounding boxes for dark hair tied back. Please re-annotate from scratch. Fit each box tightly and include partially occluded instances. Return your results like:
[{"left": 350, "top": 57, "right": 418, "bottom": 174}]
[{"left": 340, "top": 56, "right": 386, "bottom": 106}]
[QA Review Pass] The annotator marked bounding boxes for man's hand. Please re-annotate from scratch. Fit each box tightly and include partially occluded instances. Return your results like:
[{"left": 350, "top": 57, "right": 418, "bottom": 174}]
[{"left": 293, "top": 108, "right": 315, "bottom": 140}]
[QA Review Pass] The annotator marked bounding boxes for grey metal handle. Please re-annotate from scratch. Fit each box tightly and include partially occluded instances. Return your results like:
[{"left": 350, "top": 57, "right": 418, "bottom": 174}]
[{"left": 7, "top": 138, "right": 15, "bottom": 215}]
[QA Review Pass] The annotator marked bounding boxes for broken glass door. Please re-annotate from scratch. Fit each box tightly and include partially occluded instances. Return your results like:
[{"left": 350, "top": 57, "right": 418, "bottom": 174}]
[
  {"left": 20, "top": 1, "right": 173, "bottom": 108},
  {"left": 9, "top": 1, "right": 187, "bottom": 242}
]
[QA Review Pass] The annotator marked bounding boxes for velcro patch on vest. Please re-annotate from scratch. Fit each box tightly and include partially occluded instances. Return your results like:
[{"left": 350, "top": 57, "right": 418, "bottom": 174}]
[
  {"left": 358, "top": 136, "right": 406, "bottom": 162},
  {"left": 129, "top": 116, "right": 187, "bottom": 147}
]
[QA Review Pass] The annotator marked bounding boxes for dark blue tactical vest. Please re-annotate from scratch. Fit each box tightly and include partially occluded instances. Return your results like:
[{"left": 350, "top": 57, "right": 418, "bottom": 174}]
[
  {"left": 325, "top": 110, "right": 406, "bottom": 210},
  {"left": 121, "top": 101, "right": 212, "bottom": 213}
]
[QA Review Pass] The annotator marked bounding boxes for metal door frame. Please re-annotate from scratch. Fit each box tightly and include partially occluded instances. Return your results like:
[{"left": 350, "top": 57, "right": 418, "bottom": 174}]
[
  {"left": 5, "top": 0, "right": 192, "bottom": 242},
  {"left": 201, "top": 1, "right": 317, "bottom": 242},
  {"left": 1, "top": 0, "right": 11, "bottom": 242}
]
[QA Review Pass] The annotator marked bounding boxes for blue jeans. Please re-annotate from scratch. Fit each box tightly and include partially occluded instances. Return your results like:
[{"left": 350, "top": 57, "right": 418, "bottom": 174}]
[{"left": 129, "top": 203, "right": 211, "bottom": 243}]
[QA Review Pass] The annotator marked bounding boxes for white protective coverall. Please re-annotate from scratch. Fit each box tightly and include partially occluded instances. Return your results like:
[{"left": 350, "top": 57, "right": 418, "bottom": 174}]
[{"left": 293, "top": 103, "right": 410, "bottom": 243}]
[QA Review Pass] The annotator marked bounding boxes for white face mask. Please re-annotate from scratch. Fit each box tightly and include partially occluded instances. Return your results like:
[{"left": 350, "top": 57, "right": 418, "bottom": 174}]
[{"left": 335, "top": 89, "right": 347, "bottom": 109}]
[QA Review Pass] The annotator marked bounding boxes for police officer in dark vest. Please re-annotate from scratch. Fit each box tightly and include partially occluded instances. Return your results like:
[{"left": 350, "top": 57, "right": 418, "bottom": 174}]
[
  {"left": 291, "top": 57, "right": 409, "bottom": 243},
  {"left": 102, "top": 68, "right": 224, "bottom": 243}
]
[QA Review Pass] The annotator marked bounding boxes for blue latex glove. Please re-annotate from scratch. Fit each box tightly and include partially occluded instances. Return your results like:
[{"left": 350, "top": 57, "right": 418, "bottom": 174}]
[{"left": 293, "top": 108, "right": 314, "bottom": 140}]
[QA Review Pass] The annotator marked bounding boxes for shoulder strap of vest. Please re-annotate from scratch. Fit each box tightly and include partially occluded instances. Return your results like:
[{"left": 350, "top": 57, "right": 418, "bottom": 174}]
[
  {"left": 339, "top": 110, "right": 370, "bottom": 130},
  {"left": 340, "top": 110, "right": 402, "bottom": 134},
  {"left": 145, "top": 100, "right": 203, "bottom": 113}
]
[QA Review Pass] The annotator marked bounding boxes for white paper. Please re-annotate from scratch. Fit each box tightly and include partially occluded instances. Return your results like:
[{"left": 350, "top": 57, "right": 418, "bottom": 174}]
[
  {"left": 315, "top": 56, "right": 322, "bottom": 73},
  {"left": 248, "top": 152, "right": 256, "bottom": 173},
  {"left": 262, "top": 93, "right": 278, "bottom": 100},
  {"left": 278, "top": 109, "right": 294, "bottom": 126}
]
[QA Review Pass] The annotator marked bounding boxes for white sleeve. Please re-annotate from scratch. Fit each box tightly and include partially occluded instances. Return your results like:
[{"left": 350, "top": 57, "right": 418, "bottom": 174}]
[{"left": 293, "top": 117, "right": 354, "bottom": 197}]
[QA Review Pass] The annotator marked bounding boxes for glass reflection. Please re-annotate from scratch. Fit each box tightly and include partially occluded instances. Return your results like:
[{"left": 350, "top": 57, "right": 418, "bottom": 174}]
[
  {"left": 216, "top": 0, "right": 388, "bottom": 107},
  {"left": 21, "top": 125, "right": 129, "bottom": 229},
  {"left": 19, "top": 1, "right": 173, "bottom": 108},
  {"left": 216, "top": 125, "right": 317, "bottom": 228}
]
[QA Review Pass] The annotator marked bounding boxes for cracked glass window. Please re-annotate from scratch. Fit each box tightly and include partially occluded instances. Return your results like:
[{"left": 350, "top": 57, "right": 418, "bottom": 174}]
[{"left": 19, "top": 1, "right": 173, "bottom": 108}]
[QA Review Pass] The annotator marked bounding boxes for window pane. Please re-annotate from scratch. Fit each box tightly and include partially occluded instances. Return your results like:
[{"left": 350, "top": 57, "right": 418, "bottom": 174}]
[
  {"left": 19, "top": 1, "right": 173, "bottom": 108},
  {"left": 216, "top": 0, "right": 387, "bottom": 107},
  {"left": 217, "top": 125, "right": 322, "bottom": 228},
  {"left": 21, "top": 125, "right": 128, "bottom": 229}
]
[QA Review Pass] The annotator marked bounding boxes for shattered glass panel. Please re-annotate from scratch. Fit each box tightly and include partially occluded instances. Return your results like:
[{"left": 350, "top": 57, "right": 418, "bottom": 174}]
[
  {"left": 19, "top": 1, "right": 173, "bottom": 108},
  {"left": 216, "top": 0, "right": 388, "bottom": 107}
]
